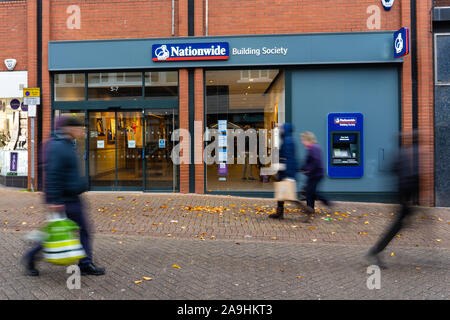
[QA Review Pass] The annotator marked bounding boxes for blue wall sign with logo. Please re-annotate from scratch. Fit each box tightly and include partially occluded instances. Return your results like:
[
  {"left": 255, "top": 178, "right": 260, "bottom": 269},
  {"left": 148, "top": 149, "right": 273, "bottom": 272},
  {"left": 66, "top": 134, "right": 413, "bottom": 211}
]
[
  {"left": 394, "top": 27, "right": 409, "bottom": 58},
  {"left": 152, "top": 42, "right": 229, "bottom": 62},
  {"left": 10, "top": 99, "right": 20, "bottom": 110},
  {"left": 381, "top": 0, "right": 395, "bottom": 11},
  {"left": 328, "top": 113, "right": 364, "bottom": 178},
  {"left": 159, "top": 139, "right": 166, "bottom": 148}
]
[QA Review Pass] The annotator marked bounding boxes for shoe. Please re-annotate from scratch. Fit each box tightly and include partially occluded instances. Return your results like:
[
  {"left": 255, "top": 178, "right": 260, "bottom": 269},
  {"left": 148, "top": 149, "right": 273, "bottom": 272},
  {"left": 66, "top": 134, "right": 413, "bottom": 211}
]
[
  {"left": 269, "top": 206, "right": 284, "bottom": 219},
  {"left": 366, "top": 250, "right": 388, "bottom": 270},
  {"left": 22, "top": 256, "right": 39, "bottom": 276},
  {"left": 248, "top": 177, "right": 256, "bottom": 181},
  {"left": 269, "top": 213, "right": 283, "bottom": 219},
  {"left": 79, "top": 263, "right": 105, "bottom": 276}
]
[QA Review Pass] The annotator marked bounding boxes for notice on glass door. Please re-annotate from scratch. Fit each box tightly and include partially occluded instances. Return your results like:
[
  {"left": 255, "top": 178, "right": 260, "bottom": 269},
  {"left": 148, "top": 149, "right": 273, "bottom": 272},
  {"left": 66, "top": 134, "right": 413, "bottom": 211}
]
[
  {"left": 97, "top": 140, "right": 104, "bottom": 148},
  {"left": 128, "top": 140, "right": 136, "bottom": 148}
]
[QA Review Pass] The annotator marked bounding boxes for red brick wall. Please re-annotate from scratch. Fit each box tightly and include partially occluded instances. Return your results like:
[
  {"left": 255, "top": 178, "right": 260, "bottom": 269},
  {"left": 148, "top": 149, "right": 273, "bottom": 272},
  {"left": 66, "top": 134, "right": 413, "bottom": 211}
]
[
  {"left": 49, "top": 0, "right": 177, "bottom": 41},
  {"left": 416, "top": 0, "right": 434, "bottom": 206},
  {"left": 0, "top": 1, "right": 27, "bottom": 72},
  {"left": 434, "top": 0, "right": 450, "bottom": 6},
  {"left": 208, "top": 0, "right": 402, "bottom": 35}
]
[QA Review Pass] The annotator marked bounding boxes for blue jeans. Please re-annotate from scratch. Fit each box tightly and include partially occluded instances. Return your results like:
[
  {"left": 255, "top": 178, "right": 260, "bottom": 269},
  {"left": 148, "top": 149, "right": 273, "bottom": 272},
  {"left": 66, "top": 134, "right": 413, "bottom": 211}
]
[{"left": 25, "top": 198, "right": 92, "bottom": 265}]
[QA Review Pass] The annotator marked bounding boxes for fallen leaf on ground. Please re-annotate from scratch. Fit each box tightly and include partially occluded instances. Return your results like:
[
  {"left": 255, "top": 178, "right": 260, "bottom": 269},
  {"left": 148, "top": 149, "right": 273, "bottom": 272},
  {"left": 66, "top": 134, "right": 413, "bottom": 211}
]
[
  {"left": 358, "top": 232, "right": 367, "bottom": 235},
  {"left": 134, "top": 280, "right": 142, "bottom": 284},
  {"left": 296, "top": 275, "right": 303, "bottom": 279},
  {"left": 435, "top": 239, "right": 442, "bottom": 242},
  {"left": 111, "top": 229, "right": 117, "bottom": 233},
  {"left": 308, "top": 226, "right": 316, "bottom": 231},
  {"left": 143, "top": 277, "right": 152, "bottom": 281},
  {"left": 416, "top": 267, "right": 421, "bottom": 270},
  {"left": 391, "top": 252, "right": 395, "bottom": 257},
  {"left": 364, "top": 221, "right": 369, "bottom": 225},
  {"left": 331, "top": 232, "right": 336, "bottom": 235},
  {"left": 312, "top": 239, "right": 317, "bottom": 242},
  {"left": 172, "top": 264, "right": 181, "bottom": 269},
  {"left": 270, "top": 237, "right": 277, "bottom": 240}
]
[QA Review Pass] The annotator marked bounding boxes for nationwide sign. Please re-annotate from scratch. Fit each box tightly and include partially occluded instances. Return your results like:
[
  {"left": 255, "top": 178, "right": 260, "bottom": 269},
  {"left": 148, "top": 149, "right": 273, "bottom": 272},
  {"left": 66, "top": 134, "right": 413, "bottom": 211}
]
[
  {"left": 334, "top": 117, "right": 357, "bottom": 127},
  {"left": 152, "top": 42, "right": 229, "bottom": 61}
]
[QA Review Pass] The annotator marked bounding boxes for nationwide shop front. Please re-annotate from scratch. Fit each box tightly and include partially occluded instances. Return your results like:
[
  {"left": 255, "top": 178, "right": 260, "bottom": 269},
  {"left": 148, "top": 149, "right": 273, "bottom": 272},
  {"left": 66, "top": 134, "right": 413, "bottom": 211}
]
[{"left": 49, "top": 32, "right": 403, "bottom": 201}]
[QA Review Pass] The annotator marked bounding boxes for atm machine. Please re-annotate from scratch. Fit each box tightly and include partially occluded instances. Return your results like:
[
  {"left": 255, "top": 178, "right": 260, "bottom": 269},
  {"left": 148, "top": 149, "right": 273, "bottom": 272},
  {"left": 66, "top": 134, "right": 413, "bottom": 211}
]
[{"left": 327, "top": 113, "right": 363, "bottom": 178}]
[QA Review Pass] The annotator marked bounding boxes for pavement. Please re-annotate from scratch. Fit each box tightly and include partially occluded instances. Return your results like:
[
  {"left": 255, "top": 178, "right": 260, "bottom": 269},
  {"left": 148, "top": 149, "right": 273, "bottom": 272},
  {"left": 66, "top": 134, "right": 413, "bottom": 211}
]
[{"left": 0, "top": 189, "right": 449, "bottom": 300}]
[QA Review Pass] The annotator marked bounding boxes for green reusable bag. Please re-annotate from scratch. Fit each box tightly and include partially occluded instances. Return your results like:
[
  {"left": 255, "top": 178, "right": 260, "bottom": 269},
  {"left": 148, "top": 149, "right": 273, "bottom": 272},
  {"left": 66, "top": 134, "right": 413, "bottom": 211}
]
[{"left": 42, "top": 212, "right": 86, "bottom": 265}]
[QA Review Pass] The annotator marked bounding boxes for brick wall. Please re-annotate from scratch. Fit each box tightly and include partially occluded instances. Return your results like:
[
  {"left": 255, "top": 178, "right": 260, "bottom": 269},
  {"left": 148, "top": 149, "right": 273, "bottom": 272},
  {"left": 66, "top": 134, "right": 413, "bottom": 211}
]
[
  {"left": 0, "top": 1, "right": 27, "bottom": 72},
  {"left": 49, "top": 0, "right": 177, "bottom": 41},
  {"left": 434, "top": 0, "right": 450, "bottom": 6},
  {"left": 416, "top": 0, "right": 434, "bottom": 206},
  {"left": 208, "top": 0, "right": 401, "bottom": 35}
]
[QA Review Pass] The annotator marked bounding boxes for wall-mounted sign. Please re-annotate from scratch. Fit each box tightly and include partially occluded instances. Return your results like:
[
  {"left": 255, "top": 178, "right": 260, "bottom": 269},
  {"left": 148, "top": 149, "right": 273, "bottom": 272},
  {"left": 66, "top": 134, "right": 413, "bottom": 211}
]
[
  {"left": 23, "top": 88, "right": 41, "bottom": 105},
  {"left": 381, "top": 0, "right": 395, "bottom": 11},
  {"left": 97, "top": 140, "right": 104, "bottom": 148},
  {"left": 27, "top": 105, "right": 37, "bottom": 117},
  {"left": 152, "top": 42, "right": 229, "bottom": 62},
  {"left": 394, "top": 27, "right": 409, "bottom": 59},
  {"left": 159, "top": 139, "right": 165, "bottom": 148},
  {"left": 128, "top": 140, "right": 136, "bottom": 148},
  {"left": 23, "top": 88, "right": 40, "bottom": 97}
]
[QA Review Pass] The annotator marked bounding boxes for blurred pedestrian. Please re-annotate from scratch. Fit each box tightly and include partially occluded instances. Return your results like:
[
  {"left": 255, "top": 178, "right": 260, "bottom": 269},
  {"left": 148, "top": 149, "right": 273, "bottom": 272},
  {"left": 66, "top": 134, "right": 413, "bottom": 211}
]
[
  {"left": 366, "top": 130, "right": 419, "bottom": 269},
  {"left": 22, "top": 116, "right": 105, "bottom": 276},
  {"left": 270, "top": 123, "right": 301, "bottom": 219},
  {"left": 300, "top": 132, "right": 331, "bottom": 222}
]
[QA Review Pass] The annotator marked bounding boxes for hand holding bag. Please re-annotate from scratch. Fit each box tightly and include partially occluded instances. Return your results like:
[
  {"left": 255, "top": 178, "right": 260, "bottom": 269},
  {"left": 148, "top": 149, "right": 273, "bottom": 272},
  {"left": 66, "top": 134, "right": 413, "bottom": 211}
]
[
  {"left": 42, "top": 212, "right": 86, "bottom": 265},
  {"left": 274, "top": 178, "right": 298, "bottom": 202}
]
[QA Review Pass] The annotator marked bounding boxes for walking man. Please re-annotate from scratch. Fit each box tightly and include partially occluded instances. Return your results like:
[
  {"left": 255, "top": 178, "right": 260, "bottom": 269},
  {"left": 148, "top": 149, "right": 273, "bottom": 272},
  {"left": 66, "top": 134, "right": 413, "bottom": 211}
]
[
  {"left": 23, "top": 116, "right": 105, "bottom": 276},
  {"left": 269, "top": 123, "right": 300, "bottom": 219},
  {"left": 366, "top": 130, "right": 419, "bottom": 269}
]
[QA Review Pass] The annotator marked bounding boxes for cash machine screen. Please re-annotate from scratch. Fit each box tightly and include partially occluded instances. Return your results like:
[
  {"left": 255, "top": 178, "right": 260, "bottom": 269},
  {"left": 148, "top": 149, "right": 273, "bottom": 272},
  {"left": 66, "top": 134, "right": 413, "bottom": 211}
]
[{"left": 331, "top": 133, "right": 359, "bottom": 165}]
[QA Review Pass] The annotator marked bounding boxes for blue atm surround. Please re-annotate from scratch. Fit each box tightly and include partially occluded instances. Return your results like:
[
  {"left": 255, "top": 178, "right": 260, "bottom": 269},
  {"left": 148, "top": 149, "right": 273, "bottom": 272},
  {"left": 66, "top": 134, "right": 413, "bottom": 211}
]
[{"left": 328, "top": 113, "right": 363, "bottom": 178}]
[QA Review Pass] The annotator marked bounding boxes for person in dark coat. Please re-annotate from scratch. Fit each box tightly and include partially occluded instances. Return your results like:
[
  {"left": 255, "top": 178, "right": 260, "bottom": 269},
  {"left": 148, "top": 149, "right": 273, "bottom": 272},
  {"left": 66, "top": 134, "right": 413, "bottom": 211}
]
[
  {"left": 22, "top": 116, "right": 105, "bottom": 276},
  {"left": 366, "top": 130, "right": 419, "bottom": 269},
  {"left": 300, "top": 131, "right": 330, "bottom": 222},
  {"left": 269, "top": 123, "right": 300, "bottom": 219}
]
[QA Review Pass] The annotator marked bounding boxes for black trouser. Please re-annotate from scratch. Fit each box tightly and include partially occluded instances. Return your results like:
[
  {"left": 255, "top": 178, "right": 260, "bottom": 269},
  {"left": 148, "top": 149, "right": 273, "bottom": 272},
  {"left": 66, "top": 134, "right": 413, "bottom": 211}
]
[
  {"left": 305, "top": 176, "right": 329, "bottom": 210},
  {"left": 25, "top": 197, "right": 92, "bottom": 265},
  {"left": 371, "top": 189, "right": 413, "bottom": 254},
  {"left": 277, "top": 201, "right": 284, "bottom": 215}
]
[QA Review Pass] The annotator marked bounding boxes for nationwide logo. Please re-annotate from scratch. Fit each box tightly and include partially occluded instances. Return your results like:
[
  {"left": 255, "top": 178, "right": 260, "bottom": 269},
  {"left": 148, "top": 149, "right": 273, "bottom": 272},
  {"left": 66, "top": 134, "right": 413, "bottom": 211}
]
[
  {"left": 394, "top": 27, "right": 409, "bottom": 58},
  {"left": 334, "top": 117, "right": 357, "bottom": 124},
  {"left": 152, "top": 42, "right": 229, "bottom": 62},
  {"left": 381, "top": 0, "right": 395, "bottom": 11}
]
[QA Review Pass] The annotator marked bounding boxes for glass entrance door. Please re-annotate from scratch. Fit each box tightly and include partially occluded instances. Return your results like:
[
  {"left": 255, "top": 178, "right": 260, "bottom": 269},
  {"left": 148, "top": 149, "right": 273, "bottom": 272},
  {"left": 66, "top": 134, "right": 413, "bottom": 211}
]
[
  {"left": 144, "top": 109, "right": 178, "bottom": 191},
  {"left": 88, "top": 110, "right": 143, "bottom": 189}
]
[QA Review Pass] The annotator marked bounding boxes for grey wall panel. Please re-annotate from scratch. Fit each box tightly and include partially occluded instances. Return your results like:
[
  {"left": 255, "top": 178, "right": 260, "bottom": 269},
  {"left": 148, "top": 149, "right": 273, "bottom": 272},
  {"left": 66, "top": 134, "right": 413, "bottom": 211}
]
[
  {"left": 292, "top": 66, "right": 399, "bottom": 193},
  {"left": 435, "top": 86, "right": 450, "bottom": 206},
  {"left": 435, "top": 35, "right": 450, "bottom": 83}
]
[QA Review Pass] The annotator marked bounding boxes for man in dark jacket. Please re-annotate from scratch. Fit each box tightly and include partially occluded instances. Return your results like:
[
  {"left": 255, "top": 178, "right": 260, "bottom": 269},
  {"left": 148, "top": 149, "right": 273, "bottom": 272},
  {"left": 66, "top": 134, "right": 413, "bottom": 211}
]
[
  {"left": 300, "top": 131, "right": 330, "bottom": 222},
  {"left": 366, "top": 130, "right": 419, "bottom": 269},
  {"left": 269, "top": 123, "right": 300, "bottom": 219},
  {"left": 23, "top": 116, "right": 105, "bottom": 276}
]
